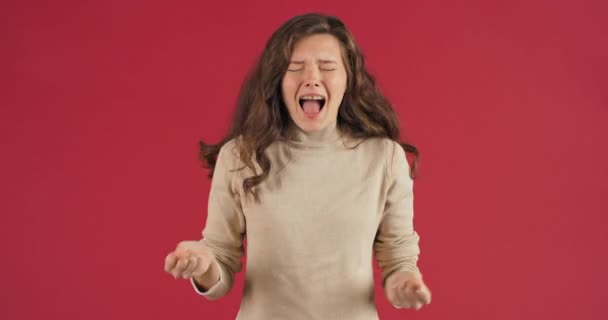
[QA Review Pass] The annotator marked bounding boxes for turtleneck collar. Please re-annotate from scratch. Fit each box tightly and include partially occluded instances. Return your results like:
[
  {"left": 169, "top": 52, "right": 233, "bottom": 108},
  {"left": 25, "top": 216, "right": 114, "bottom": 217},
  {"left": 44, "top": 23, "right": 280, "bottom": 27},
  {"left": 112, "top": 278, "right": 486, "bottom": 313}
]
[{"left": 285, "top": 121, "right": 345, "bottom": 151}]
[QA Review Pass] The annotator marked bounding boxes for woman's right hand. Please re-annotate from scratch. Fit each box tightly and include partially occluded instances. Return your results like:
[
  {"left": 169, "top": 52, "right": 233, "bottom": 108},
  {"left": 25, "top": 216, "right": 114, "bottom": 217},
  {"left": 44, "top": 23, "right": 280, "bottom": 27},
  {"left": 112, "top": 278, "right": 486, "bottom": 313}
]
[{"left": 164, "top": 240, "right": 218, "bottom": 281}]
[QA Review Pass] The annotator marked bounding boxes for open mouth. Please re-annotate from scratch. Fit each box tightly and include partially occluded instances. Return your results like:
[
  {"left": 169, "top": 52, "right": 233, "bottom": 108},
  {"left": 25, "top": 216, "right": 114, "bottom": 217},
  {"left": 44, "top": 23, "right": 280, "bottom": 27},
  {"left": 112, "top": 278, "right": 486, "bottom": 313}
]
[{"left": 298, "top": 95, "right": 326, "bottom": 115}]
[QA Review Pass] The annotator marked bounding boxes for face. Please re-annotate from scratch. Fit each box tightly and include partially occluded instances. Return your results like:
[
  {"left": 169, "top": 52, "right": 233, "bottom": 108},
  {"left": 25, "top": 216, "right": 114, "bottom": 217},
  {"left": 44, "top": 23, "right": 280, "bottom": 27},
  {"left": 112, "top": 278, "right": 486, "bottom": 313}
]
[{"left": 281, "top": 33, "right": 348, "bottom": 133}]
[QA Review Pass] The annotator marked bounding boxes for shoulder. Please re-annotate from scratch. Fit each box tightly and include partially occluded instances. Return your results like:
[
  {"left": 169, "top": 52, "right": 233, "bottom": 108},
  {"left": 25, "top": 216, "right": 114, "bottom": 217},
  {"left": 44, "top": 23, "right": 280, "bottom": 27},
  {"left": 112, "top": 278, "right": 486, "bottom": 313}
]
[
  {"left": 217, "top": 136, "right": 244, "bottom": 168},
  {"left": 217, "top": 136, "right": 258, "bottom": 179},
  {"left": 341, "top": 136, "right": 401, "bottom": 163},
  {"left": 343, "top": 135, "right": 389, "bottom": 152},
  {"left": 355, "top": 136, "right": 400, "bottom": 157},
  {"left": 383, "top": 138, "right": 405, "bottom": 161},
  {"left": 373, "top": 138, "right": 409, "bottom": 178}
]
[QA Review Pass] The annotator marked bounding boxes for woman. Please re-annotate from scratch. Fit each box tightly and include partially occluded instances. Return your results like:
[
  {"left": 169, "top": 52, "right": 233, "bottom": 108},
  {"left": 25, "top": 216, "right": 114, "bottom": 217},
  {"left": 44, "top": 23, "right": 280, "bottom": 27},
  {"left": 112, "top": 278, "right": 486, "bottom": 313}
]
[{"left": 164, "top": 13, "right": 432, "bottom": 319}]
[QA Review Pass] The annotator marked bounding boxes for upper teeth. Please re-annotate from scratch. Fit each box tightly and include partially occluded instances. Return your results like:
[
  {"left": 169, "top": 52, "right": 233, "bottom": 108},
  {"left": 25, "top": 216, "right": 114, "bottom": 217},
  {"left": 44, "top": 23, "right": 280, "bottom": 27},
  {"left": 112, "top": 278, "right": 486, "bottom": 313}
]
[{"left": 300, "top": 95, "right": 324, "bottom": 100}]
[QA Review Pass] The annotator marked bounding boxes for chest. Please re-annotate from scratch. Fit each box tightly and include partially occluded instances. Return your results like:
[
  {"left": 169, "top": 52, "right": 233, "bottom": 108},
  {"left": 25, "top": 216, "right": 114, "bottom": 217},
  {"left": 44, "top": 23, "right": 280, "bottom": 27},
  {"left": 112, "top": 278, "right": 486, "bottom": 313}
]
[{"left": 240, "top": 149, "right": 388, "bottom": 245}]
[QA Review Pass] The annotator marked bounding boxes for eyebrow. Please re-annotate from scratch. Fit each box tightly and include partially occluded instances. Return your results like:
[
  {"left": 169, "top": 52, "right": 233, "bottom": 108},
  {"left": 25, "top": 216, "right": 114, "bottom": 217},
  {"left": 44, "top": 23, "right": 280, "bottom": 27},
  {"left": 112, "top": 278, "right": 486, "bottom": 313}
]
[{"left": 289, "top": 59, "right": 338, "bottom": 64}]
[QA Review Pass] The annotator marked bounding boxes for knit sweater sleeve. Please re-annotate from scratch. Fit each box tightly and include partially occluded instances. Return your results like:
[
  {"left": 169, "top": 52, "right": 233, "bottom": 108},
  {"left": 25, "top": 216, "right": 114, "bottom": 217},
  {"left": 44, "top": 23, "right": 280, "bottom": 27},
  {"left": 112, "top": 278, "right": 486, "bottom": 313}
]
[
  {"left": 190, "top": 140, "right": 246, "bottom": 300},
  {"left": 374, "top": 139, "right": 421, "bottom": 288}
]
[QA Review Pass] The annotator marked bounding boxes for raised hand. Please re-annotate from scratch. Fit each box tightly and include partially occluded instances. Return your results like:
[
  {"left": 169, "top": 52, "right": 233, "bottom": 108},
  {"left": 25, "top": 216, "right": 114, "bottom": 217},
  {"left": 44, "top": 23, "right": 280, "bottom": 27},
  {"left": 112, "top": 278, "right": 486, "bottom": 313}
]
[
  {"left": 164, "top": 240, "right": 220, "bottom": 288},
  {"left": 385, "top": 271, "right": 432, "bottom": 311}
]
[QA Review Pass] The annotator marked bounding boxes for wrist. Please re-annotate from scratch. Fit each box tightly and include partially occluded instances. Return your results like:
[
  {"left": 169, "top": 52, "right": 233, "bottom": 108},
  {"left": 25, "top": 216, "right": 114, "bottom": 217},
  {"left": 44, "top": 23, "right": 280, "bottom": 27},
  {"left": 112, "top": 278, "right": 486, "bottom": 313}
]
[{"left": 193, "top": 260, "right": 220, "bottom": 290}]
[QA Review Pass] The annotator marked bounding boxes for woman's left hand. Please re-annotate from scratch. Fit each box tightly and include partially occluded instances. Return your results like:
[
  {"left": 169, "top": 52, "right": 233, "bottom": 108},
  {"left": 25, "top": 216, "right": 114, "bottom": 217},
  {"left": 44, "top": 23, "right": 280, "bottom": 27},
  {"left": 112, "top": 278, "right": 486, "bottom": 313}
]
[{"left": 384, "top": 271, "right": 432, "bottom": 311}]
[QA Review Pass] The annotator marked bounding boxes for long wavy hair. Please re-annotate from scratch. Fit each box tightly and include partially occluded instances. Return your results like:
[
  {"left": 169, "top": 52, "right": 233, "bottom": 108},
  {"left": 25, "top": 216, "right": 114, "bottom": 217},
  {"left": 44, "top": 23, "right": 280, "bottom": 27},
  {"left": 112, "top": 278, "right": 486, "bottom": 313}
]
[{"left": 199, "top": 13, "right": 420, "bottom": 203}]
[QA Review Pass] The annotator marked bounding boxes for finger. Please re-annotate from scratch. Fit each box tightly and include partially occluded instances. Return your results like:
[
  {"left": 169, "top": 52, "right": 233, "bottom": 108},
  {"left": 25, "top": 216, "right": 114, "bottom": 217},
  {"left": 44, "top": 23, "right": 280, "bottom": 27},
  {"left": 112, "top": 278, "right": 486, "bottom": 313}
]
[
  {"left": 396, "top": 281, "right": 413, "bottom": 308},
  {"left": 183, "top": 256, "right": 198, "bottom": 278},
  {"left": 415, "top": 287, "right": 431, "bottom": 304},
  {"left": 390, "top": 282, "right": 405, "bottom": 308},
  {"left": 164, "top": 253, "right": 177, "bottom": 273},
  {"left": 403, "top": 281, "right": 422, "bottom": 308},
  {"left": 410, "top": 281, "right": 421, "bottom": 292},
  {"left": 418, "top": 291, "right": 431, "bottom": 305},
  {"left": 192, "top": 256, "right": 211, "bottom": 277},
  {"left": 174, "top": 256, "right": 191, "bottom": 278},
  {"left": 181, "top": 256, "right": 192, "bottom": 277}
]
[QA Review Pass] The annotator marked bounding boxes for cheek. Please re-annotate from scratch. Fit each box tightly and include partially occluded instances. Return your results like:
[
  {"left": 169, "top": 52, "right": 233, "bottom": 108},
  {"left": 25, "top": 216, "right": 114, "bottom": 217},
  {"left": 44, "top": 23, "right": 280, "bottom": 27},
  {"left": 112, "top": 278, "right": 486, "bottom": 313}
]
[
  {"left": 327, "top": 73, "right": 347, "bottom": 95},
  {"left": 281, "top": 78, "right": 297, "bottom": 100}
]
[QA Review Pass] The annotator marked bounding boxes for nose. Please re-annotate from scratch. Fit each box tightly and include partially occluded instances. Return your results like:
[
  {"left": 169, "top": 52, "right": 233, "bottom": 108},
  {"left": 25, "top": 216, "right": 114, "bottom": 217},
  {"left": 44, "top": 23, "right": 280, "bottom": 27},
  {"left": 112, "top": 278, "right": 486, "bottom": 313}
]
[{"left": 303, "top": 68, "right": 321, "bottom": 87}]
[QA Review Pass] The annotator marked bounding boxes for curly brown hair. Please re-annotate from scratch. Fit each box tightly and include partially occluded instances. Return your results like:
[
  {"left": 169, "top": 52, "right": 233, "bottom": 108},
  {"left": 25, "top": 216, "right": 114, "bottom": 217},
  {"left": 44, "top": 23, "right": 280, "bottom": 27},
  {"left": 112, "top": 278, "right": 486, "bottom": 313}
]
[{"left": 199, "top": 13, "right": 420, "bottom": 203}]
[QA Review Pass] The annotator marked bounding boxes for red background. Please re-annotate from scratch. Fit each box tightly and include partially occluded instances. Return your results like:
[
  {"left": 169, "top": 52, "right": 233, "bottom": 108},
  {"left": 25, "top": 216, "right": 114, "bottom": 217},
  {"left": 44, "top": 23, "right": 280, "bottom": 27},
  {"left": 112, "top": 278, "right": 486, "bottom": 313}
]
[{"left": 2, "top": 0, "right": 607, "bottom": 319}]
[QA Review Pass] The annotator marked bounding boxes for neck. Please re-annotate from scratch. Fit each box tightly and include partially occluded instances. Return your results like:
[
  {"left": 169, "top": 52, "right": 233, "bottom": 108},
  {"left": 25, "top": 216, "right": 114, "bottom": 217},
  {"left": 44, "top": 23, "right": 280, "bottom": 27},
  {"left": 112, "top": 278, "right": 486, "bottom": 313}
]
[{"left": 286, "top": 121, "right": 342, "bottom": 145}]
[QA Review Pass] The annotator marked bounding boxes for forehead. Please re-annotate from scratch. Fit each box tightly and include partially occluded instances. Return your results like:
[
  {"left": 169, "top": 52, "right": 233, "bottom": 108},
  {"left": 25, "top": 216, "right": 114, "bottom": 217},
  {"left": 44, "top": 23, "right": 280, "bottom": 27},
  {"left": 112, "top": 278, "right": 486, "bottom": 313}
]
[{"left": 290, "top": 34, "right": 343, "bottom": 60}]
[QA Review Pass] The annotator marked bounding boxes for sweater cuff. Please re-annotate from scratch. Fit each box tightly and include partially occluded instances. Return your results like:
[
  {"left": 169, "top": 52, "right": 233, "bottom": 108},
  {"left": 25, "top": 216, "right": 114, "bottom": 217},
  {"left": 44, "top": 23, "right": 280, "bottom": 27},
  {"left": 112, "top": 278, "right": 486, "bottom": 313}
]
[{"left": 190, "top": 266, "right": 223, "bottom": 297}]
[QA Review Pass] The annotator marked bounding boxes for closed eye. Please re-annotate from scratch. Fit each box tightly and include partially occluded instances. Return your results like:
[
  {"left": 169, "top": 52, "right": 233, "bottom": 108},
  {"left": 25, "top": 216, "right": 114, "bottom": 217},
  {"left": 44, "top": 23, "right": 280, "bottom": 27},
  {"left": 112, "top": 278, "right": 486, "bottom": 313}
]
[{"left": 288, "top": 68, "right": 335, "bottom": 72}]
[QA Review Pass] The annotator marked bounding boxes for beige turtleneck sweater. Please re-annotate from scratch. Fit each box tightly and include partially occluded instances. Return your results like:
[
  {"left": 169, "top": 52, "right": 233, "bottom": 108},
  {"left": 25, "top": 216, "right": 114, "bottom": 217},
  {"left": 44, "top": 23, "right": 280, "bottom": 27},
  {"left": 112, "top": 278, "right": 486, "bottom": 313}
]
[{"left": 190, "top": 121, "right": 422, "bottom": 320}]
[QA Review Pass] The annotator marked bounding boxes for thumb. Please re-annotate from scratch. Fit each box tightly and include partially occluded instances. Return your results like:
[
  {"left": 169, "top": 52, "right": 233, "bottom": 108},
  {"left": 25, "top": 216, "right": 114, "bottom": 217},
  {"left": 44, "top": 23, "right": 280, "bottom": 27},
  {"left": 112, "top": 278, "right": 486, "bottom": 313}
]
[{"left": 414, "top": 286, "right": 431, "bottom": 304}]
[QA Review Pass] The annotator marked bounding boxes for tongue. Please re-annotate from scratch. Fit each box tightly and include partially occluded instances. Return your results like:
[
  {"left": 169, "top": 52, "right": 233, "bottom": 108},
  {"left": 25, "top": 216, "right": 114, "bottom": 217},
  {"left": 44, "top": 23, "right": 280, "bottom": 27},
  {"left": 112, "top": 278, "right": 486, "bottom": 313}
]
[{"left": 302, "top": 100, "right": 321, "bottom": 114}]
